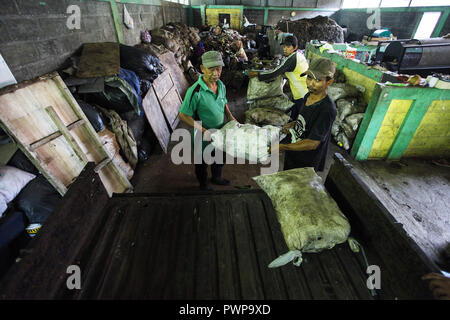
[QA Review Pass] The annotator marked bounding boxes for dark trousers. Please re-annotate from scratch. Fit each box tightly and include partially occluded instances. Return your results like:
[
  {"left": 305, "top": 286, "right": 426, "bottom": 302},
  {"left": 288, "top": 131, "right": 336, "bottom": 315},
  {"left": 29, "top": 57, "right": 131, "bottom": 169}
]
[{"left": 194, "top": 149, "right": 225, "bottom": 185}]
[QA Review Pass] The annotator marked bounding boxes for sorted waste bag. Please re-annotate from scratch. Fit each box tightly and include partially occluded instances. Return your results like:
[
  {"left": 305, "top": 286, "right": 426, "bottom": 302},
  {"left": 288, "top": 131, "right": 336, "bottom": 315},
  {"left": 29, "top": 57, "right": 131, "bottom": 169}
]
[
  {"left": 336, "top": 132, "right": 351, "bottom": 150},
  {"left": 119, "top": 44, "right": 164, "bottom": 84},
  {"left": 93, "top": 73, "right": 142, "bottom": 116},
  {"left": 336, "top": 98, "right": 365, "bottom": 121},
  {"left": 345, "top": 113, "right": 364, "bottom": 131},
  {"left": 245, "top": 107, "right": 291, "bottom": 127},
  {"left": 248, "top": 94, "right": 294, "bottom": 112},
  {"left": 211, "top": 120, "right": 282, "bottom": 163},
  {"left": 76, "top": 99, "right": 105, "bottom": 132},
  {"left": 16, "top": 175, "right": 62, "bottom": 225},
  {"left": 327, "top": 83, "right": 361, "bottom": 102},
  {"left": 247, "top": 76, "right": 285, "bottom": 101},
  {"left": 253, "top": 167, "right": 351, "bottom": 267}
]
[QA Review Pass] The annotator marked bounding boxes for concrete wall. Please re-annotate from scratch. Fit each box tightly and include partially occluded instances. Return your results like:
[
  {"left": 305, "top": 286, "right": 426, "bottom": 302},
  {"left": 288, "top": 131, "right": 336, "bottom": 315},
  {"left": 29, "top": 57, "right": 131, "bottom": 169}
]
[
  {"left": 0, "top": 0, "right": 186, "bottom": 83},
  {"left": 331, "top": 10, "right": 423, "bottom": 41}
]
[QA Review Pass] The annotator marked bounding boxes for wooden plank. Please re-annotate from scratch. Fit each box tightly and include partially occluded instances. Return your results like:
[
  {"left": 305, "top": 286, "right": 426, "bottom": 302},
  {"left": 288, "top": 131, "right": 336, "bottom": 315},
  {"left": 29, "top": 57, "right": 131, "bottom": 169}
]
[
  {"left": 149, "top": 201, "right": 184, "bottom": 299},
  {"left": 333, "top": 244, "right": 378, "bottom": 299},
  {"left": 161, "top": 201, "right": 191, "bottom": 299},
  {"left": 0, "top": 72, "right": 132, "bottom": 197},
  {"left": 229, "top": 200, "right": 264, "bottom": 299},
  {"left": 215, "top": 198, "right": 241, "bottom": 299},
  {"left": 152, "top": 70, "right": 182, "bottom": 131},
  {"left": 316, "top": 248, "right": 360, "bottom": 299},
  {"left": 45, "top": 106, "right": 88, "bottom": 163},
  {"left": 152, "top": 69, "right": 174, "bottom": 100},
  {"left": 173, "top": 199, "right": 197, "bottom": 299},
  {"left": 195, "top": 198, "right": 219, "bottom": 299},
  {"left": 260, "top": 195, "right": 312, "bottom": 299},
  {"left": 245, "top": 197, "right": 288, "bottom": 299},
  {"left": 160, "top": 85, "right": 182, "bottom": 130},
  {"left": 300, "top": 252, "right": 337, "bottom": 299},
  {"left": 142, "top": 87, "right": 171, "bottom": 154},
  {"left": 121, "top": 202, "right": 167, "bottom": 299},
  {"left": 76, "top": 42, "right": 120, "bottom": 78},
  {"left": 0, "top": 114, "right": 69, "bottom": 195},
  {"left": 157, "top": 51, "right": 190, "bottom": 98},
  {"left": 29, "top": 119, "right": 86, "bottom": 151},
  {"left": 73, "top": 201, "right": 130, "bottom": 299},
  {"left": 51, "top": 74, "right": 133, "bottom": 196}
]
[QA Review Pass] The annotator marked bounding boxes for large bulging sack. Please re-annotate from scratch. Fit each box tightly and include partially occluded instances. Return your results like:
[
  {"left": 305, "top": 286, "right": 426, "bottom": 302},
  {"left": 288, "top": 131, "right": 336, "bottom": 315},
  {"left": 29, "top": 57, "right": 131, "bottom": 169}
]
[
  {"left": 345, "top": 113, "right": 365, "bottom": 131},
  {"left": 245, "top": 107, "right": 291, "bottom": 127},
  {"left": 253, "top": 168, "right": 351, "bottom": 267},
  {"left": 327, "top": 83, "right": 361, "bottom": 102},
  {"left": 248, "top": 94, "right": 294, "bottom": 112},
  {"left": 210, "top": 120, "right": 282, "bottom": 163},
  {"left": 247, "top": 76, "right": 285, "bottom": 101}
]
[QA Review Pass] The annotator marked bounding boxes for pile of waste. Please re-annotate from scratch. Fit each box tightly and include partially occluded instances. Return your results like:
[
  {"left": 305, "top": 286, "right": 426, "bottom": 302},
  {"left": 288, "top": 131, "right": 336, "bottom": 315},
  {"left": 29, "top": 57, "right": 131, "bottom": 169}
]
[
  {"left": 150, "top": 22, "right": 201, "bottom": 71},
  {"left": 277, "top": 16, "right": 344, "bottom": 50},
  {"left": 61, "top": 44, "right": 160, "bottom": 165},
  {"left": 327, "top": 75, "right": 367, "bottom": 151},
  {"left": 246, "top": 75, "right": 294, "bottom": 113},
  {"left": 198, "top": 26, "right": 251, "bottom": 90}
]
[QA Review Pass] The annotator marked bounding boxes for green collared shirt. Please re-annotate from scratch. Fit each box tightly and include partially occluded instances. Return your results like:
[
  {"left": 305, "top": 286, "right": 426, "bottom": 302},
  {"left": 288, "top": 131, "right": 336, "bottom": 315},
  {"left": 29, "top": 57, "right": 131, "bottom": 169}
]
[
  {"left": 180, "top": 75, "right": 228, "bottom": 129},
  {"left": 180, "top": 75, "right": 228, "bottom": 151}
]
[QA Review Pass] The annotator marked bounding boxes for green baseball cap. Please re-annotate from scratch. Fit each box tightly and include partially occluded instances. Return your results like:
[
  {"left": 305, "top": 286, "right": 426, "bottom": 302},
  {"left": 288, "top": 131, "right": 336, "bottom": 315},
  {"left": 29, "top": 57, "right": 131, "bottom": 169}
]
[
  {"left": 301, "top": 57, "right": 336, "bottom": 80},
  {"left": 201, "top": 51, "right": 224, "bottom": 68}
]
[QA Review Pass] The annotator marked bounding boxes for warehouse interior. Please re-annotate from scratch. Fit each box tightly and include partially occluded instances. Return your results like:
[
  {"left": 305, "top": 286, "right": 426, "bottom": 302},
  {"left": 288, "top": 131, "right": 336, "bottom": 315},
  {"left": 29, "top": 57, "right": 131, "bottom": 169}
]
[{"left": 0, "top": 0, "right": 449, "bottom": 301}]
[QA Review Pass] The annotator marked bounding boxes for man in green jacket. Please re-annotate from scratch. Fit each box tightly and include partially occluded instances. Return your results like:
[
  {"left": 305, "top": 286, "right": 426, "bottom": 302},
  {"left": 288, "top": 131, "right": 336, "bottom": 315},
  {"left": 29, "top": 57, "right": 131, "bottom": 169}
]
[{"left": 179, "top": 51, "right": 237, "bottom": 191}]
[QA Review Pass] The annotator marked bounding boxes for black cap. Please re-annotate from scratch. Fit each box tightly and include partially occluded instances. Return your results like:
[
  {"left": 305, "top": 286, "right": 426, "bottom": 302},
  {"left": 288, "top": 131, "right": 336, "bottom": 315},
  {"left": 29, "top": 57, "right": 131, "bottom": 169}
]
[{"left": 281, "top": 35, "right": 298, "bottom": 48}]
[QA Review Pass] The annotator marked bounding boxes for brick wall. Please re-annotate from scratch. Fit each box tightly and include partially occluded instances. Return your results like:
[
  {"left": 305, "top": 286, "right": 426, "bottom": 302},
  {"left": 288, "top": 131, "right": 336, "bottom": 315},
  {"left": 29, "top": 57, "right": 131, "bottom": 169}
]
[{"left": 0, "top": 0, "right": 186, "bottom": 83}]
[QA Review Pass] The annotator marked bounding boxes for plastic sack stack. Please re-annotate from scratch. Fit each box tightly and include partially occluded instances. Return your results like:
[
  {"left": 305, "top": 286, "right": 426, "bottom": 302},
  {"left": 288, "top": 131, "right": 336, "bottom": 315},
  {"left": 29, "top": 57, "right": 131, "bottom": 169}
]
[
  {"left": 150, "top": 23, "right": 201, "bottom": 73},
  {"left": 245, "top": 107, "right": 291, "bottom": 127},
  {"left": 277, "top": 16, "right": 344, "bottom": 50},
  {"left": 211, "top": 120, "right": 282, "bottom": 163},
  {"left": 252, "top": 167, "right": 351, "bottom": 267},
  {"left": 327, "top": 82, "right": 367, "bottom": 150},
  {"left": 246, "top": 76, "right": 294, "bottom": 112}
]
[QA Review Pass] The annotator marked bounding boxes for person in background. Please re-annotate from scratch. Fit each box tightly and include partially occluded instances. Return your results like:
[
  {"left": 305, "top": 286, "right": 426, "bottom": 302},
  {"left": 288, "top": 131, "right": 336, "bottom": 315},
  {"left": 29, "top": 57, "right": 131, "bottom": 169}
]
[
  {"left": 192, "top": 41, "right": 205, "bottom": 70},
  {"left": 235, "top": 39, "right": 248, "bottom": 63},
  {"left": 178, "top": 51, "right": 238, "bottom": 191},
  {"left": 248, "top": 35, "right": 309, "bottom": 103},
  {"left": 273, "top": 57, "right": 336, "bottom": 172}
]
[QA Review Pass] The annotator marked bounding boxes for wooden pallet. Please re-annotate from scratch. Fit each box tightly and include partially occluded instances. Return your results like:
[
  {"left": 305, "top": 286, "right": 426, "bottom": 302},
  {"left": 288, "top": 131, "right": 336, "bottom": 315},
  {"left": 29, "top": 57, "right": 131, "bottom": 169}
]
[
  {"left": 142, "top": 69, "right": 183, "bottom": 154},
  {"left": 0, "top": 72, "right": 132, "bottom": 197}
]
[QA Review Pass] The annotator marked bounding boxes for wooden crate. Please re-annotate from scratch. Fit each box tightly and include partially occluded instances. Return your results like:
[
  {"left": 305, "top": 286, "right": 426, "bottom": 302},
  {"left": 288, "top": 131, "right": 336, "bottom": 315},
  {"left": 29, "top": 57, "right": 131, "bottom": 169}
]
[{"left": 0, "top": 72, "right": 132, "bottom": 197}]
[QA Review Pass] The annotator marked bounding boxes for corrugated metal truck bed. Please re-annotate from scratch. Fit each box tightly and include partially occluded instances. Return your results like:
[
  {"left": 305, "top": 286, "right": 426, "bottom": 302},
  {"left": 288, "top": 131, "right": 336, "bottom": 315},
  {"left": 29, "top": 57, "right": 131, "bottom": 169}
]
[{"left": 0, "top": 155, "right": 438, "bottom": 299}]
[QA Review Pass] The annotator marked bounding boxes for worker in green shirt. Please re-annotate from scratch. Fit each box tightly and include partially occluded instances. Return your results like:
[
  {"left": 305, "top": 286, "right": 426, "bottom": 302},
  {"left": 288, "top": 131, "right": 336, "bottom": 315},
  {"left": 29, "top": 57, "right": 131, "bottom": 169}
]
[{"left": 179, "top": 51, "right": 238, "bottom": 191}]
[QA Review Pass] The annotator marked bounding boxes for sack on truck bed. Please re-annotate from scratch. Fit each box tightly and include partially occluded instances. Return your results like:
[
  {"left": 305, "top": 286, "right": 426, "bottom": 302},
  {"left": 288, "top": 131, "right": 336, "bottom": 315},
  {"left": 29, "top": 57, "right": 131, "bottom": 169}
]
[{"left": 252, "top": 168, "right": 351, "bottom": 267}]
